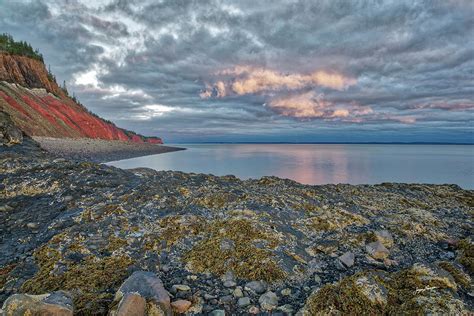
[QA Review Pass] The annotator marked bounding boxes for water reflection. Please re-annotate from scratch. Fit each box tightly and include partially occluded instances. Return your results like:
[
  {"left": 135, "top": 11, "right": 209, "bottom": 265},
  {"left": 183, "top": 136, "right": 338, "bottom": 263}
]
[{"left": 107, "top": 144, "right": 474, "bottom": 188}]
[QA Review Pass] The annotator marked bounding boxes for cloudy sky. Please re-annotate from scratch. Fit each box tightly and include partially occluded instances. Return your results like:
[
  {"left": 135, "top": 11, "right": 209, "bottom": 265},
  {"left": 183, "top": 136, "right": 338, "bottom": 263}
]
[{"left": 1, "top": 0, "right": 473, "bottom": 142}]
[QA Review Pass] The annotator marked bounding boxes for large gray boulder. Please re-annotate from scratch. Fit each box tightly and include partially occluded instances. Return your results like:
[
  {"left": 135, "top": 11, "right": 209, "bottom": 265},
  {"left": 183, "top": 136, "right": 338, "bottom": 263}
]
[
  {"left": 1, "top": 291, "right": 73, "bottom": 316},
  {"left": 110, "top": 271, "right": 171, "bottom": 316}
]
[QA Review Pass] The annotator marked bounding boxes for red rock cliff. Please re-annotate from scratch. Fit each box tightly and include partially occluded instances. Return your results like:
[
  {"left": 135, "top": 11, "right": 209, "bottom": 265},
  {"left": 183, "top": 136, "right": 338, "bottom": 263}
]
[{"left": 0, "top": 52, "right": 162, "bottom": 144}]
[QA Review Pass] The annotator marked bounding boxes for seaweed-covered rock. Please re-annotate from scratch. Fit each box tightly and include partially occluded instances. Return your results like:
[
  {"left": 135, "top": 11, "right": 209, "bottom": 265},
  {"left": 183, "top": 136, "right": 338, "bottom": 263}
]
[
  {"left": 1, "top": 137, "right": 473, "bottom": 315},
  {"left": 2, "top": 291, "right": 73, "bottom": 316}
]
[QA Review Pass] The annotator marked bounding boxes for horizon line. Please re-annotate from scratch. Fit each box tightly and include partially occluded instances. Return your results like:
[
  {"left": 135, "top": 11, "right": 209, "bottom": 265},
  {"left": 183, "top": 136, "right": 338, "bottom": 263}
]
[{"left": 169, "top": 141, "right": 474, "bottom": 145}]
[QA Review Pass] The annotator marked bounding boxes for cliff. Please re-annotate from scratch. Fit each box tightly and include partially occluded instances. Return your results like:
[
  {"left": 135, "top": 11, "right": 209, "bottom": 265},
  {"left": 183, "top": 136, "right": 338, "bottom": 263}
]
[{"left": 0, "top": 52, "right": 162, "bottom": 144}]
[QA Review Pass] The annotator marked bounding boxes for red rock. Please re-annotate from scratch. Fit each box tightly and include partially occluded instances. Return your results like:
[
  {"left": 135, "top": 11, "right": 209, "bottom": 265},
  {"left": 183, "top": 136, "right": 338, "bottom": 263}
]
[
  {"left": 0, "top": 52, "right": 163, "bottom": 144},
  {"left": 116, "top": 293, "right": 146, "bottom": 316},
  {"left": 171, "top": 299, "right": 192, "bottom": 313}
]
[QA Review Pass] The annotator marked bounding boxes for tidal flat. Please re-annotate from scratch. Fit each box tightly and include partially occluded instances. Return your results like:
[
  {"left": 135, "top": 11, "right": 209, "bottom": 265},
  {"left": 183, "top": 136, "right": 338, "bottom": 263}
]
[{"left": 1, "top": 136, "right": 473, "bottom": 315}]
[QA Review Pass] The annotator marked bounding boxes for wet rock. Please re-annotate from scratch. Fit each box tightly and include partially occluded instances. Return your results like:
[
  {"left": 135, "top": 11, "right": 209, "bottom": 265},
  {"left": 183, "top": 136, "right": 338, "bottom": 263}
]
[
  {"left": 245, "top": 280, "right": 267, "bottom": 294},
  {"left": 237, "top": 296, "right": 251, "bottom": 307},
  {"left": 114, "top": 271, "right": 171, "bottom": 316},
  {"left": 210, "top": 309, "right": 226, "bottom": 316},
  {"left": 222, "top": 271, "right": 236, "bottom": 287},
  {"left": 115, "top": 293, "right": 146, "bottom": 316},
  {"left": 258, "top": 291, "right": 279, "bottom": 311},
  {"left": 172, "top": 284, "right": 191, "bottom": 292},
  {"left": 26, "top": 222, "right": 39, "bottom": 229},
  {"left": 281, "top": 288, "right": 291, "bottom": 296},
  {"left": 2, "top": 291, "right": 73, "bottom": 316},
  {"left": 248, "top": 306, "right": 260, "bottom": 314},
  {"left": 0, "top": 111, "right": 23, "bottom": 146},
  {"left": 171, "top": 299, "right": 192, "bottom": 313},
  {"left": 374, "top": 230, "right": 394, "bottom": 248},
  {"left": 233, "top": 287, "right": 244, "bottom": 298},
  {"left": 366, "top": 240, "right": 390, "bottom": 260},
  {"left": 338, "top": 251, "right": 355, "bottom": 268}
]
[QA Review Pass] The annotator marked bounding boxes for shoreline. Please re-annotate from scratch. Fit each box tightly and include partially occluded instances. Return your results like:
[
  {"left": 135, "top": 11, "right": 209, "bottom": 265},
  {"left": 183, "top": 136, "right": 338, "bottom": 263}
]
[{"left": 32, "top": 136, "right": 186, "bottom": 163}]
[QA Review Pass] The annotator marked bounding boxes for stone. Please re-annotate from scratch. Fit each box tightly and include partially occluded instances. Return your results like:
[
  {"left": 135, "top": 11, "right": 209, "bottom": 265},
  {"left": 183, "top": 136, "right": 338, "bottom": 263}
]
[
  {"left": 1, "top": 292, "right": 73, "bottom": 316},
  {"left": 233, "top": 287, "right": 244, "bottom": 298},
  {"left": 114, "top": 271, "right": 171, "bottom": 316},
  {"left": 238, "top": 296, "right": 251, "bottom": 307},
  {"left": 171, "top": 299, "right": 192, "bottom": 313},
  {"left": 223, "top": 280, "right": 236, "bottom": 287},
  {"left": 316, "top": 240, "right": 339, "bottom": 254},
  {"left": 245, "top": 280, "right": 267, "bottom": 294},
  {"left": 314, "top": 274, "right": 322, "bottom": 284},
  {"left": 220, "top": 238, "right": 235, "bottom": 251},
  {"left": 222, "top": 271, "right": 236, "bottom": 287},
  {"left": 278, "top": 304, "right": 294, "bottom": 314},
  {"left": 219, "top": 295, "right": 234, "bottom": 304},
  {"left": 374, "top": 230, "right": 394, "bottom": 248},
  {"left": 26, "top": 222, "right": 39, "bottom": 229},
  {"left": 248, "top": 306, "right": 260, "bottom": 314},
  {"left": 172, "top": 284, "right": 191, "bottom": 292},
  {"left": 338, "top": 251, "right": 355, "bottom": 268},
  {"left": 258, "top": 291, "right": 279, "bottom": 311},
  {"left": 210, "top": 309, "right": 226, "bottom": 316},
  {"left": 281, "top": 288, "right": 292, "bottom": 296},
  {"left": 354, "top": 276, "right": 388, "bottom": 305},
  {"left": 366, "top": 241, "right": 390, "bottom": 260},
  {"left": 116, "top": 293, "right": 146, "bottom": 316},
  {"left": 0, "top": 111, "right": 23, "bottom": 146}
]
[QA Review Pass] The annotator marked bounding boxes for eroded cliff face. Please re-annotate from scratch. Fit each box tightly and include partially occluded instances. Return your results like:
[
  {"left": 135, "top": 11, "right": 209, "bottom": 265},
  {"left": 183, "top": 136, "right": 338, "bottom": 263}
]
[
  {"left": 0, "top": 53, "right": 162, "bottom": 144},
  {"left": 0, "top": 54, "right": 64, "bottom": 97}
]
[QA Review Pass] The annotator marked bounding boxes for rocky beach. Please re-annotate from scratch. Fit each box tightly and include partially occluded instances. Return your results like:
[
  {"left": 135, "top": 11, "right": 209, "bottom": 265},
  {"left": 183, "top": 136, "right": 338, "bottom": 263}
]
[
  {"left": 33, "top": 137, "right": 185, "bottom": 163},
  {"left": 1, "top": 114, "right": 473, "bottom": 315}
]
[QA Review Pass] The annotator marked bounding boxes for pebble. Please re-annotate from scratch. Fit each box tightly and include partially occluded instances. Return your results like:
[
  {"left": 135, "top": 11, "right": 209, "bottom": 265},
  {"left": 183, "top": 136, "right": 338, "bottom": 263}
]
[
  {"left": 210, "top": 309, "right": 226, "bottom": 316},
  {"left": 258, "top": 291, "right": 279, "bottom": 311},
  {"left": 26, "top": 222, "right": 39, "bottom": 229},
  {"left": 281, "top": 288, "right": 291, "bottom": 297},
  {"left": 338, "top": 251, "right": 355, "bottom": 268},
  {"left": 366, "top": 241, "right": 390, "bottom": 260},
  {"left": 245, "top": 280, "right": 267, "bottom": 294},
  {"left": 233, "top": 287, "right": 244, "bottom": 298},
  {"left": 248, "top": 306, "right": 260, "bottom": 314},
  {"left": 219, "top": 295, "right": 234, "bottom": 304},
  {"left": 238, "top": 297, "right": 251, "bottom": 307},
  {"left": 172, "top": 284, "right": 191, "bottom": 292}
]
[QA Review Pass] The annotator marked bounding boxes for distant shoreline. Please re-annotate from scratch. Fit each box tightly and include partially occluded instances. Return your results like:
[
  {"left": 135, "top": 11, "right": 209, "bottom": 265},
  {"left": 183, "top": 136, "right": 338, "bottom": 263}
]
[
  {"left": 171, "top": 142, "right": 474, "bottom": 145},
  {"left": 33, "top": 137, "right": 185, "bottom": 163}
]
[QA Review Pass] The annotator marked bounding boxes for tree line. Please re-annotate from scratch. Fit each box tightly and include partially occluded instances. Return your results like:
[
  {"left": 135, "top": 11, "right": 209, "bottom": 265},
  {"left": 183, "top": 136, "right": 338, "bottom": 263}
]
[{"left": 0, "top": 33, "right": 44, "bottom": 62}]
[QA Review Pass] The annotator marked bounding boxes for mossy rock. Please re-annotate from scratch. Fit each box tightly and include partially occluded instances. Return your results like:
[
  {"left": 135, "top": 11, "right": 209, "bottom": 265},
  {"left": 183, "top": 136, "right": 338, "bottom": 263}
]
[
  {"left": 184, "top": 218, "right": 286, "bottom": 282},
  {"left": 21, "top": 245, "right": 134, "bottom": 315}
]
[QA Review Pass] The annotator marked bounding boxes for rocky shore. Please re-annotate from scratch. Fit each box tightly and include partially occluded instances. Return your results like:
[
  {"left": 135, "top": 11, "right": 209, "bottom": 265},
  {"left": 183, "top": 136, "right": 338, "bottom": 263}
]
[
  {"left": 1, "top": 116, "right": 473, "bottom": 315},
  {"left": 33, "top": 137, "right": 185, "bottom": 163}
]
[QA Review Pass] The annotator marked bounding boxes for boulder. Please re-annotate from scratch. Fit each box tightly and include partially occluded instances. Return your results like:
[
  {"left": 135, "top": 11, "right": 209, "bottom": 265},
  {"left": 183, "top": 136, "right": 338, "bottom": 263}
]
[
  {"left": 115, "top": 293, "right": 146, "bottom": 316},
  {"left": 374, "top": 230, "right": 394, "bottom": 248},
  {"left": 258, "top": 291, "right": 279, "bottom": 311},
  {"left": 244, "top": 280, "right": 267, "bottom": 294},
  {"left": 171, "top": 299, "right": 192, "bottom": 313},
  {"left": 2, "top": 291, "right": 73, "bottom": 316},
  {"left": 366, "top": 241, "right": 390, "bottom": 260},
  {"left": 338, "top": 251, "right": 355, "bottom": 268},
  {"left": 0, "top": 111, "right": 23, "bottom": 146},
  {"left": 112, "top": 271, "right": 171, "bottom": 316}
]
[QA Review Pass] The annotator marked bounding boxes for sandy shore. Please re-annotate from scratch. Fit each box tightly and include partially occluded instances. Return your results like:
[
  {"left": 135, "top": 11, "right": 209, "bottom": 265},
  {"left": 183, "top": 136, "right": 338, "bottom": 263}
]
[{"left": 33, "top": 137, "right": 185, "bottom": 162}]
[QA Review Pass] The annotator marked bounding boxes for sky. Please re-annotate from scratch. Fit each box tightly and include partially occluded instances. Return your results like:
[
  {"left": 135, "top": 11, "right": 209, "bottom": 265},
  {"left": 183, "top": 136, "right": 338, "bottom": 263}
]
[{"left": 0, "top": 0, "right": 473, "bottom": 143}]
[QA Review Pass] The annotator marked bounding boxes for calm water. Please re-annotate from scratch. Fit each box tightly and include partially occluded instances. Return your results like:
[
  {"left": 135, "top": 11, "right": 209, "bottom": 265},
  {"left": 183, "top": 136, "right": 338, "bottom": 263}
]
[{"left": 107, "top": 144, "right": 474, "bottom": 189}]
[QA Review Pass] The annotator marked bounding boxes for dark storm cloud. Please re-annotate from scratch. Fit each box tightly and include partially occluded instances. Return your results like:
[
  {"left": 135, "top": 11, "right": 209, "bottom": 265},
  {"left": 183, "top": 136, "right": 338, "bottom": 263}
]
[{"left": 0, "top": 0, "right": 472, "bottom": 142}]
